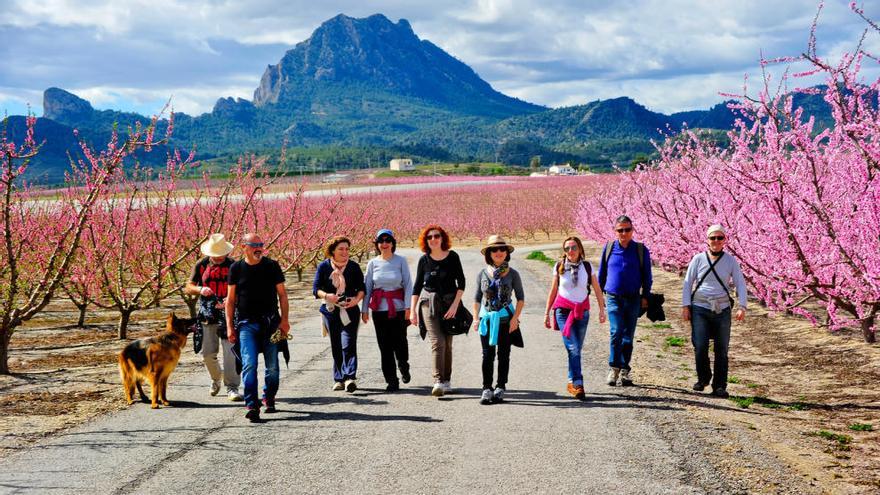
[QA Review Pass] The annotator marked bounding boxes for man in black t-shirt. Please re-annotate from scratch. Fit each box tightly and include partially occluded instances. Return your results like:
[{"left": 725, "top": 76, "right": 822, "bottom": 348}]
[
  {"left": 225, "top": 233, "right": 290, "bottom": 423},
  {"left": 185, "top": 233, "right": 242, "bottom": 401}
]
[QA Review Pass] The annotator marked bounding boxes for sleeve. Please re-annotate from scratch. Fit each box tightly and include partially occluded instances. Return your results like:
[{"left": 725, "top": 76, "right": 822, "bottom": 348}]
[
  {"left": 451, "top": 251, "right": 466, "bottom": 291},
  {"left": 401, "top": 257, "right": 413, "bottom": 309},
  {"left": 641, "top": 245, "right": 653, "bottom": 297},
  {"left": 681, "top": 256, "right": 698, "bottom": 307},
  {"left": 732, "top": 259, "right": 748, "bottom": 309},
  {"left": 348, "top": 260, "right": 365, "bottom": 294},
  {"left": 312, "top": 260, "right": 327, "bottom": 298},
  {"left": 473, "top": 269, "right": 485, "bottom": 303},
  {"left": 273, "top": 260, "right": 285, "bottom": 285},
  {"left": 512, "top": 270, "right": 525, "bottom": 301},
  {"left": 227, "top": 262, "right": 239, "bottom": 286},
  {"left": 190, "top": 259, "right": 203, "bottom": 285},
  {"left": 361, "top": 260, "right": 374, "bottom": 313},
  {"left": 412, "top": 256, "right": 425, "bottom": 297}
]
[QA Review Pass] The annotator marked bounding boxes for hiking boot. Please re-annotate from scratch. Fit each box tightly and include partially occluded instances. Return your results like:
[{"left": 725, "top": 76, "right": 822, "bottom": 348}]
[
  {"left": 712, "top": 388, "right": 729, "bottom": 399},
  {"left": 492, "top": 387, "right": 505, "bottom": 403},
  {"left": 607, "top": 367, "right": 620, "bottom": 386},
  {"left": 245, "top": 408, "right": 261, "bottom": 423},
  {"left": 619, "top": 369, "right": 633, "bottom": 386},
  {"left": 692, "top": 381, "right": 707, "bottom": 392},
  {"left": 386, "top": 382, "right": 400, "bottom": 392},
  {"left": 574, "top": 385, "right": 586, "bottom": 401},
  {"left": 210, "top": 381, "right": 221, "bottom": 396},
  {"left": 567, "top": 383, "right": 578, "bottom": 397},
  {"left": 262, "top": 397, "right": 276, "bottom": 413},
  {"left": 345, "top": 379, "right": 357, "bottom": 393},
  {"left": 227, "top": 389, "right": 243, "bottom": 401},
  {"left": 431, "top": 383, "right": 445, "bottom": 397},
  {"left": 332, "top": 381, "right": 345, "bottom": 391},
  {"left": 480, "top": 389, "right": 493, "bottom": 405},
  {"left": 400, "top": 369, "right": 411, "bottom": 384}
]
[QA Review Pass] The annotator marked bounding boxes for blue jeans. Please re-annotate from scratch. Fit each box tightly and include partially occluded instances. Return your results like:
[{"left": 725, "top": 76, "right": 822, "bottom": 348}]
[
  {"left": 690, "top": 305, "right": 731, "bottom": 390},
  {"left": 239, "top": 320, "right": 279, "bottom": 410},
  {"left": 555, "top": 308, "right": 589, "bottom": 386},
  {"left": 323, "top": 312, "right": 359, "bottom": 382},
  {"left": 606, "top": 294, "right": 641, "bottom": 370}
]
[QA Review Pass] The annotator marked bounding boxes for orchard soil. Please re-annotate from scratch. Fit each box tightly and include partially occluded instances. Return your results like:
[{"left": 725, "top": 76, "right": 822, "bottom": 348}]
[{"left": 1, "top": 240, "right": 878, "bottom": 493}]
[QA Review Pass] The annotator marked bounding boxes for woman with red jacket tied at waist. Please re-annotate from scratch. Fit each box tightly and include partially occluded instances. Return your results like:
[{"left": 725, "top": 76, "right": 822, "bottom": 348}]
[
  {"left": 361, "top": 229, "right": 413, "bottom": 392},
  {"left": 544, "top": 236, "right": 606, "bottom": 400}
]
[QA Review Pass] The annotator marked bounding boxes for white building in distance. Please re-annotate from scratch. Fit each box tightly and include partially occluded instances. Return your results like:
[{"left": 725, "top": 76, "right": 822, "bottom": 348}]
[
  {"left": 389, "top": 158, "right": 414, "bottom": 171},
  {"left": 548, "top": 164, "right": 576, "bottom": 176}
]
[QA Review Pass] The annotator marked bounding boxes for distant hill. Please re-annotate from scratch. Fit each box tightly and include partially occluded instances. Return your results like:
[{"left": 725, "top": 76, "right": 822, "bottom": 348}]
[{"left": 7, "top": 14, "right": 840, "bottom": 182}]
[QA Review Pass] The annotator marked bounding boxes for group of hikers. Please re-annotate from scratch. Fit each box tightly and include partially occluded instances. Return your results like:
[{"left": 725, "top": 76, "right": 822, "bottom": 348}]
[{"left": 186, "top": 215, "right": 747, "bottom": 423}]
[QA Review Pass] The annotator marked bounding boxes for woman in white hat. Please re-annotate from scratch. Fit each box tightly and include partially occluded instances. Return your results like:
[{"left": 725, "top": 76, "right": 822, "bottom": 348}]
[
  {"left": 185, "top": 233, "right": 242, "bottom": 401},
  {"left": 472, "top": 235, "right": 525, "bottom": 405},
  {"left": 681, "top": 225, "right": 747, "bottom": 399},
  {"left": 361, "top": 229, "right": 413, "bottom": 392}
]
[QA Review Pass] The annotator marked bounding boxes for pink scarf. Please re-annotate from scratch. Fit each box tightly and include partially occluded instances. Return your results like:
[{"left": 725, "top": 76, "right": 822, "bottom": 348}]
[
  {"left": 551, "top": 294, "right": 590, "bottom": 337},
  {"left": 330, "top": 259, "right": 347, "bottom": 295}
]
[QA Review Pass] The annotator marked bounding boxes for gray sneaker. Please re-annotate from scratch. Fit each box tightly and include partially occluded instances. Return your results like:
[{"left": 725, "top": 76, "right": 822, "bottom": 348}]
[
  {"left": 227, "top": 389, "right": 243, "bottom": 402},
  {"left": 620, "top": 369, "right": 633, "bottom": 386},
  {"left": 492, "top": 387, "right": 505, "bottom": 403},
  {"left": 480, "top": 389, "right": 493, "bottom": 405},
  {"left": 607, "top": 368, "right": 620, "bottom": 386}
]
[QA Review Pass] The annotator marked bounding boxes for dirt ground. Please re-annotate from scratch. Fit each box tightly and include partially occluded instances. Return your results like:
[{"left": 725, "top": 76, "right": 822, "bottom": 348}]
[{"left": 1, "top": 241, "right": 878, "bottom": 493}]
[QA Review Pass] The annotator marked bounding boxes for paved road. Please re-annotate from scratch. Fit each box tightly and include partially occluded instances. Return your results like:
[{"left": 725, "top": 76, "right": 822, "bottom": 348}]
[{"left": 0, "top": 246, "right": 707, "bottom": 494}]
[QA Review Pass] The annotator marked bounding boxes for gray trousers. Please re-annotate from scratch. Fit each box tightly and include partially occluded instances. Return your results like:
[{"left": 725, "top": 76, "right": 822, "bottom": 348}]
[{"left": 202, "top": 322, "right": 240, "bottom": 389}]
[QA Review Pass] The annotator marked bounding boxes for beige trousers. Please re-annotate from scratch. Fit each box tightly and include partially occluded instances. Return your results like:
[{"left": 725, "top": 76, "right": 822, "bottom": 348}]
[
  {"left": 202, "top": 322, "right": 240, "bottom": 388},
  {"left": 419, "top": 293, "right": 454, "bottom": 383}
]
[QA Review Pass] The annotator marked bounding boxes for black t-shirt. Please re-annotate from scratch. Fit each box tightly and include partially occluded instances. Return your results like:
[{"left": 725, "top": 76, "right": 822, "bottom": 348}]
[
  {"left": 227, "top": 257, "right": 285, "bottom": 319},
  {"left": 412, "top": 250, "right": 466, "bottom": 297},
  {"left": 190, "top": 257, "right": 233, "bottom": 299}
]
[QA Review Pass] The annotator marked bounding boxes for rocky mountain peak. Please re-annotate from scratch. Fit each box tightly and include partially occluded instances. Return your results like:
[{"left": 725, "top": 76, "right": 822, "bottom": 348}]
[{"left": 43, "top": 87, "right": 94, "bottom": 123}]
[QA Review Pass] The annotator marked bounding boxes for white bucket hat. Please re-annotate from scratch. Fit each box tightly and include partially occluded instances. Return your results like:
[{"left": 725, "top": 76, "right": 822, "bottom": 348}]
[
  {"left": 706, "top": 224, "right": 726, "bottom": 237},
  {"left": 200, "top": 233, "right": 234, "bottom": 257}
]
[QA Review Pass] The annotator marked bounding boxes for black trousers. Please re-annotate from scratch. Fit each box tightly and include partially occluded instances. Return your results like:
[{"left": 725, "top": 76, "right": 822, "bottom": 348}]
[
  {"left": 372, "top": 311, "right": 410, "bottom": 385},
  {"left": 480, "top": 321, "right": 512, "bottom": 389}
]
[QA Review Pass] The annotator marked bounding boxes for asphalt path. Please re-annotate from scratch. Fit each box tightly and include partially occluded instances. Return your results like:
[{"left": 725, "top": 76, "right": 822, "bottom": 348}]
[{"left": 0, "top": 246, "right": 707, "bottom": 494}]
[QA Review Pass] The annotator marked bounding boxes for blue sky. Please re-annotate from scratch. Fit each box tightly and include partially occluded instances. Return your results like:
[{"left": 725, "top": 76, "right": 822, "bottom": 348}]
[{"left": 1, "top": 0, "right": 877, "bottom": 117}]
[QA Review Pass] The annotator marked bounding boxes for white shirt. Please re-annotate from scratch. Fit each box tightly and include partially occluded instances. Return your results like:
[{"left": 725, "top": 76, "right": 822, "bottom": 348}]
[{"left": 557, "top": 262, "right": 593, "bottom": 303}]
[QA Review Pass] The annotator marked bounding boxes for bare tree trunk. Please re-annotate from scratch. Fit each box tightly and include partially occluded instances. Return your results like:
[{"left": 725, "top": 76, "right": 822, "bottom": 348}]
[
  {"left": 862, "top": 317, "right": 876, "bottom": 344},
  {"left": 0, "top": 328, "right": 10, "bottom": 374},
  {"left": 75, "top": 303, "right": 87, "bottom": 327},
  {"left": 117, "top": 310, "right": 133, "bottom": 340}
]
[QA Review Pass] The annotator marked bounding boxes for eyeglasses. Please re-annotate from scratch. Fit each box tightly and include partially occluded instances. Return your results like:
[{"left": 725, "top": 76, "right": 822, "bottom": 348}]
[
  {"left": 563, "top": 245, "right": 579, "bottom": 252},
  {"left": 616, "top": 227, "right": 633, "bottom": 234},
  {"left": 708, "top": 236, "right": 726, "bottom": 241},
  {"left": 488, "top": 246, "right": 506, "bottom": 253},
  {"left": 426, "top": 234, "right": 442, "bottom": 240},
  {"left": 377, "top": 238, "right": 393, "bottom": 244},
  {"left": 244, "top": 242, "right": 264, "bottom": 248}
]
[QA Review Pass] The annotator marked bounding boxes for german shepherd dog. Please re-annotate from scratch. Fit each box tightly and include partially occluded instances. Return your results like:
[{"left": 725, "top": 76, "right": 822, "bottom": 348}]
[{"left": 118, "top": 313, "right": 197, "bottom": 408}]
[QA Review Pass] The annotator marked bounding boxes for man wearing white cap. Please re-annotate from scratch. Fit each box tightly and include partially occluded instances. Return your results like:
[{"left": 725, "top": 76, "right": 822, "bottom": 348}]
[
  {"left": 681, "top": 225, "right": 747, "bottom": 398},
  {"left": 185, "top": 233, "right": 242, "bottom": 401}
]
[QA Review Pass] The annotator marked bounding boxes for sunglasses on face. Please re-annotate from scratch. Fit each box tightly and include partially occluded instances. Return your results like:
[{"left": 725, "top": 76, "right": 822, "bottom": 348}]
[
  {"left": 244, "top": 242, "right": 264, "bottom": 248},
  {"left": 488, "top": 246, "right": 506, "bottom": 253},
  {"left": 377, "top": 238, "right": 393, "bottom": 244},
  {"left": 426, "top": 233, "right": 442, "bottom": 240},
  {"left": 708, "top": 236, "right": 726, "bottom": 241},
  {"left": 616, "top": 227, "right": 633, "bottom": 234},
  {"left": 563, "top": 245, "right": 579, "bottom": 252}
]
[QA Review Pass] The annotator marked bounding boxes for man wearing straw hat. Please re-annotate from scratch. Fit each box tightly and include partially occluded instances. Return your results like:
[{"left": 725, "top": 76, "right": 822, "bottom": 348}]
[{"left": 186, "top": 234, "right": 243, "bottom": 401}]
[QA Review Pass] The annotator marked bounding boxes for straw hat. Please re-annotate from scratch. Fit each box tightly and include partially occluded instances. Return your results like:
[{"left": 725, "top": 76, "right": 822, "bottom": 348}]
[
  {"left": 480, "top": 234, "right": 515, "bottom": 255},
  {"left": 200, "top": 233, "right": 234, "bottom": 257}
]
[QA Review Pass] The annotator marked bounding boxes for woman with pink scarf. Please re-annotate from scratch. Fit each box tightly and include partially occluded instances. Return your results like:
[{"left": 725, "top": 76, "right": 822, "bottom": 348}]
[
  {"left": 543, "top": 236, "right": 606, "bottom": 400},
  {"left": 313, "top": 236, "right": 365, "bottom": 393}
]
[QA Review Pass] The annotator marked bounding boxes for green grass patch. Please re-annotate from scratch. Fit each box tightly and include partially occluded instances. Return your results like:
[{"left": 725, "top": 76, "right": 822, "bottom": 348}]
[
  {"left": 730, "top": 396, "right": 755, "bottom": 408},
  {"left": 848, "top": 423, "right": 874, "bottom": 432},
  {"left": 664, "top": 336, "right": 687, "bottom": 348},
  {"left": 650, "top": 322, "right": 672, "bottom": 329},
  {"left": 745, "top": 382, "right": 760, "bottom": 389},
  {"left": 526, "top": 251, "right": 557, "bottom": 267},
  {"left": 727, "top": 376, "right": 741, "bottom": 384},
  {"left": 814, "top": 430, "right": 853, "bottom": 446}
]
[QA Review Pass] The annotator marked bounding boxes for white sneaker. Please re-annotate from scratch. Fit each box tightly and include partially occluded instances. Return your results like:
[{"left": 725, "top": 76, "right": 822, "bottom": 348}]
[
  {"left": 332, "top": 381, "right": 345, "bottom": 391},
  {"left": 480, "top": 389, "right": 493, "bottom": 405},
  {"left": 227, "top": 389, "right": 243, "bottom": 401},
  {"left": 345, "top": 379, "right": 357, "bottom": 393},
  {"left": 492, "top": 387, "right": 505, "bottom": 403},
  {"left": 210, "top": 381, "right": 221, "bottom": 396},
  {"left": 441, "top": 381, "right": 452, "bottom": 393},
  {"left": 607, "top": 368, "right": 620, "bottom": 386},
  {"left": 431, "top": 383, "right": 445, "bottom": 397}
]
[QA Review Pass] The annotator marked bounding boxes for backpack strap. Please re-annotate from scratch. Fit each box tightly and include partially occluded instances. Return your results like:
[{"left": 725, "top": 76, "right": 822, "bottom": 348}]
[
  {"left": 691, "top": 252, "right": 734, "bottom": 307},
  {"left": 599, "top": 241, "right": 613, "bottom": 291},
  {"left": 636, "top": 242, "right": 644, "bottom": 269}
]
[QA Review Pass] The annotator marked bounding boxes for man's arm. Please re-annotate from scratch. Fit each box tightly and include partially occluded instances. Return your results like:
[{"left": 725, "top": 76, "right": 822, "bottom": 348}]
[
  {"left": 225, "top": 285, "right": 237, "bottom": 343},
  {"left": 277, "top": 283, "right": 290, "bottom": 334}
]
